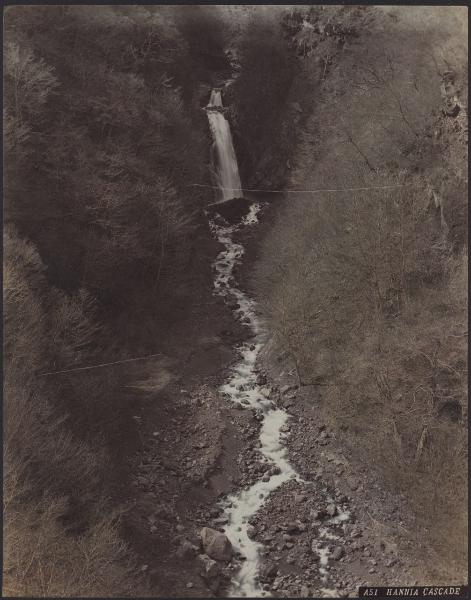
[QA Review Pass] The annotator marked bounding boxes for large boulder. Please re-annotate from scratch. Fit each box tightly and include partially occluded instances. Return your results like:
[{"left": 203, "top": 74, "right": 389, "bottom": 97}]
[
  {"left": 261, "top": 562, "right": 278, "bottom": 580},
  {"left": 206, "top": 197, "right": 252, "bottom": 225},
  {"left": 198, "top": 554, "right": 220, "bottom": 579},
  {"left": 200, "top": 527, "right": 233, "bottom": 561}
]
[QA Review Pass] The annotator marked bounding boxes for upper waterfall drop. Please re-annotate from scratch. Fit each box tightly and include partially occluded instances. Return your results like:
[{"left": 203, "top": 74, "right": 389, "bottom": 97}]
[
  {"left": 206, "top": 89, "right": 242, "bottom": 202},
  {"left": 209, "top": 89, "right": 223, "bottom": 107}
]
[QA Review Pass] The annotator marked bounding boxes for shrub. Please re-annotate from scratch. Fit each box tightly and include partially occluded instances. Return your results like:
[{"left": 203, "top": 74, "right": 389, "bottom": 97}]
[{"left": 252, "top": 5, "right": 467, "bottom": 577}]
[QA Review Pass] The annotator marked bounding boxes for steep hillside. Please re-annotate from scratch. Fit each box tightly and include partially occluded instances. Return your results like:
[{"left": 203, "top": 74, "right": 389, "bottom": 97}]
[
  {"left": 3, "top": 6, "right": 231, "bottom": 596},
  {"left": 251, "top": 5, "right": 467, "bottom": 582}
]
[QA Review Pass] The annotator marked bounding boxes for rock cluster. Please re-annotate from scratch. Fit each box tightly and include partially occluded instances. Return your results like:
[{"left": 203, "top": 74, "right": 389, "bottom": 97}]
[
  {"left": 200, "top": 527, "right": 233, "bottom": 562},
  {"left": 245, "top": 354, "right": 428, "bottom": 596}
]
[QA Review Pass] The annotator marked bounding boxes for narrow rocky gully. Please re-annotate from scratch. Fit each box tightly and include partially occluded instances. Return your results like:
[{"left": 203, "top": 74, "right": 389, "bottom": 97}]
[
  {"left": 4, "top": 6, "right": 466, "bottom": 600},
  {"left": 125, "top": 85, "right": 431, "bottom": 599}
]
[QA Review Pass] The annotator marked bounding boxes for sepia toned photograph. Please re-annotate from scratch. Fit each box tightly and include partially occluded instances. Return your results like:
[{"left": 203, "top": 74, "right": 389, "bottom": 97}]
[{"left": 3, "top": 4, "right": 468, "bottom": 598}]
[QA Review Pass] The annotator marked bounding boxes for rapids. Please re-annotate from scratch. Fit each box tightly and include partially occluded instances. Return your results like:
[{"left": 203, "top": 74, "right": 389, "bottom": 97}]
[{"left": 205, "top": 88, "right": 300, "bottom": 597}]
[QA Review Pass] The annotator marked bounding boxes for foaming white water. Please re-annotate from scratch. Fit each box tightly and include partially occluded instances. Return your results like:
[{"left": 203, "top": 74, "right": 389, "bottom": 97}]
[
  {"left": 209, "top": 89, "right": 223, "bottom": 107},
  {"left": 206, "top": 87, "right": 299, "bottom": 597},
  {"left": 221, "top": 409, "right": 297, "bottom": 597},
  {"left": 208, "top": 205, "right": 300, "bottom": 597},
  {"left": 204, "top": 88, "right": 348, "bottom": 598},
  {"left": 206, "top": 90, "right": 242, "bottom": 201},
  {"left": 243, "top": 202, "right": 262, "bottom": 225}
]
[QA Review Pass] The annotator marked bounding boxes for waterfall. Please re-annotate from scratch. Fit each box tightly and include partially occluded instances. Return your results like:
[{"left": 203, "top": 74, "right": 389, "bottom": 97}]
[
  {"left": 206, "top": 89, "right": 242, "bottom": 202},
  {"left": 205, "top": 87, "right": 300, "bottom": 598}
]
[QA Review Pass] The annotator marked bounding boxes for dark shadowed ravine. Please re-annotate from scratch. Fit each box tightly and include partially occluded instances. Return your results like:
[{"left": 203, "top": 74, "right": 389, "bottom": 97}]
[{"left": 206, "top": 87, "right": 300, "bottom": 596}]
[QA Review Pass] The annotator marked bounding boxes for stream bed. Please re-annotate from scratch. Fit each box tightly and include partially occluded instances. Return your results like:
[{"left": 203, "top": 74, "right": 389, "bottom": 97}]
[
  {"left": 206, "top": 88, "right": 301, "bottom": 597},
  {"left": 208, "top": 206, "right": 300, "bottom": 597}
]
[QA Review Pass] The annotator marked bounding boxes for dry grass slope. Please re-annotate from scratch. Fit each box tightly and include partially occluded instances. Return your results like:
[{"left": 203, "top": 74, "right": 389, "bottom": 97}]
[{"left": 253, "top": 5, "right": 467, "bottom": 580}]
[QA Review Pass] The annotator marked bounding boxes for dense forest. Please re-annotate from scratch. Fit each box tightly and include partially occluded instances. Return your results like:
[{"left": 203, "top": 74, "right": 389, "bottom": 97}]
[
  {"left": 3, "top": 4, "right": 467, "bottom": 597},
  {"left": 4, "top": 5, "right": 233, "bottom": 595}
]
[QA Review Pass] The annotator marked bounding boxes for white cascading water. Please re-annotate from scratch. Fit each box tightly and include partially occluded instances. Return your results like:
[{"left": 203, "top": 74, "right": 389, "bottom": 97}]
[
  {"left": 205, "top": 89, "right": 300, "bottom": 597},
  {"left": 207, "top": 89, "right": 243, "bottom": 202}
]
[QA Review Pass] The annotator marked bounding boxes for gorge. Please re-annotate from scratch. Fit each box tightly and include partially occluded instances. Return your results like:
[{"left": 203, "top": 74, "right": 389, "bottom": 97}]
[
  {"left": 3, "top": 5, "right": 467, "bottom": 599},
  {"left": 206, "top": 88, "right": 300, "bottom": 595}
]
